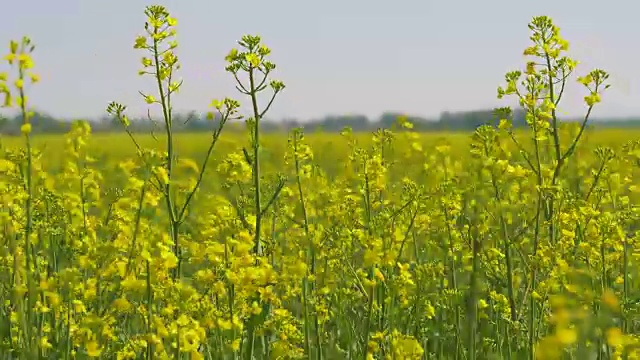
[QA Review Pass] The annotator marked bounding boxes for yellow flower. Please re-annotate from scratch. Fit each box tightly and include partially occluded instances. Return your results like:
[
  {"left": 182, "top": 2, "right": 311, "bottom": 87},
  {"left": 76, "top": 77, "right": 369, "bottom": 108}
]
[
  {"left": 555, "top": 327, "right": 577, "bottom": 345},
  {"left": 578, "top": 74, "right": 593, "bottom": 86},
  {"left": 86, "top": 341, "right": 102, "bottom": 357},
  {"left": 584, "top": 93, "right": 601, "bottom": 106},
  {"left": 225, "top": 48, "right": 238, "bottom": 62},
  {"left": 154, "top": 166, "right": 169, "bottom": 185},
  {"left": 606, "top": 327, "right": 624, "bottom": 347},
  {"left": 373, "top": 268, "right": 385, "bottom": 282},
  {"left": 113, "top": 297, "right": 133, "bottom": 313},
  {"left": 245, "top": 53, "right": 260, "bottom": 67},
  {"left": 20, "top": 123, "right": 31, "bottom": 135},
  {"left": 39, "top": 336, "right": 53, "bottom": 349},
  {"left": 141, "top": 57, "right": 152, "bottom": 67},
  {"left": 478, "top": 299, "right": 488, "bottom": 309},
  {"left": 498, "top": 118, "right": 511, "bottom": 130},
  {"left": 425, "top": 302, "right": 435, "bottom": 319},
  {"left": 230, "top": 339, "right": 241, "bottom": 351},
  {"left": 134, "top": 35, "right": 147, "bottom": 48},
  {"left": 251, "top": 301, "right": 262, "bottom": 315},
  {"left": 4, "top": 53, "right": 16, "bottom": 63}
]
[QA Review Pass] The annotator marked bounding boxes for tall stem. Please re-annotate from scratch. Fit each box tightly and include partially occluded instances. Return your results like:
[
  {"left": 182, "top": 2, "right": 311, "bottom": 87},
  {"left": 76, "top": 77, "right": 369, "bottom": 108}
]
[{"left": 152, "top": 27, "right": 180, "bottom": 280}]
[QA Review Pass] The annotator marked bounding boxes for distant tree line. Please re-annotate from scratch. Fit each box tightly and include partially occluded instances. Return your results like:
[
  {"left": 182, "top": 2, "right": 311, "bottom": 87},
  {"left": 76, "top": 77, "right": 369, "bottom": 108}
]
[{"left": 1, "top": 108, "right": 639, "bottom": 135}]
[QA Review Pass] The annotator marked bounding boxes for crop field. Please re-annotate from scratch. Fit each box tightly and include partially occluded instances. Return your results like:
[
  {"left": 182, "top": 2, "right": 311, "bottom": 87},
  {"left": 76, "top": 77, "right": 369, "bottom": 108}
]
[{"left": 2, "top": 5, "right": 640, "bottom": 360}]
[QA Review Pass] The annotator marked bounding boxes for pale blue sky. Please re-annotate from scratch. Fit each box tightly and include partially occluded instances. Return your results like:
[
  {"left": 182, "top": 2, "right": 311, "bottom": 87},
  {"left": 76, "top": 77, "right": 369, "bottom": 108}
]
[{"left": 1, "top": 0, "right": 638, "bottom": 121}]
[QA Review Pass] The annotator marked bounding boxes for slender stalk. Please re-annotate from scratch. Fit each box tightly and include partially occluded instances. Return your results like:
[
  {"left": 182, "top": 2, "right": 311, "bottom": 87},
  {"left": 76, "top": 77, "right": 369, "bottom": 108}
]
[
  {"left": 243, "top": 62, "right": 262, "bottom": 360},
  {"left": 16, "top": 57, "right": 36, "bottom": 357},
  {"left": 249, "top": 66, "right": 263, "bottom": 258},
  {"left": 146, "top": 260, "right": 154, "bottom": 360},
  {"left": 467, "top": 213, "right": 480, "bottom": 360}
]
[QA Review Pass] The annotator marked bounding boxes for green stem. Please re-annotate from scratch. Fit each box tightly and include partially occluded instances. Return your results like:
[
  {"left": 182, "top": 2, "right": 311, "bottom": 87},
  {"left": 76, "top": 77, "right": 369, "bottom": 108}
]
[{"left": 152, "top": 23, "right": 180, "bottom": 281}]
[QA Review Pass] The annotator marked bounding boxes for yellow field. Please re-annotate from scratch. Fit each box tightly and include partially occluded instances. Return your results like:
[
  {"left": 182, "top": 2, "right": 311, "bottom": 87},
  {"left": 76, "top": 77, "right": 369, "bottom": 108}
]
[
  {"left": 2, "top": 124, "right": 640, "bottom": 359},
  {"left": 1, "top": 6, "right": 639, "bottom": 360},
  {"left": 1, "top": 127, "right": 634, "bottom": 165}
]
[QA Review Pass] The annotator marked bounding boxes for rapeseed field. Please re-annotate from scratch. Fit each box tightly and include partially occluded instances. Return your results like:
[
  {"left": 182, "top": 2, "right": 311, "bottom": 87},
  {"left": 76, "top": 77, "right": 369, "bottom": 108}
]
[{"left": 1, "top": 5, "right": 639, "bottom": 360}]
